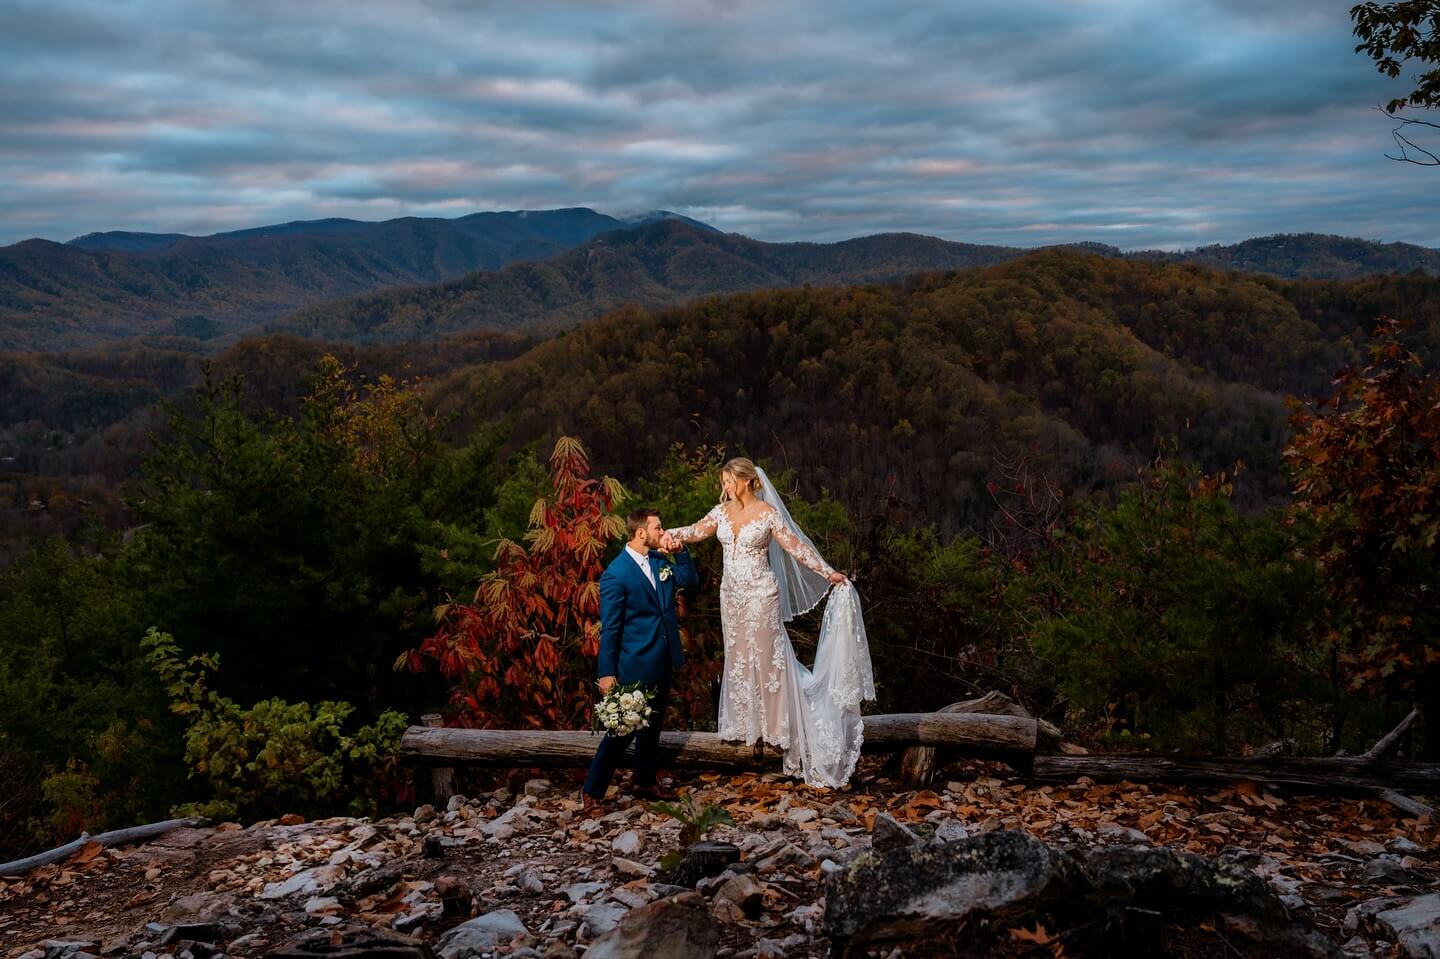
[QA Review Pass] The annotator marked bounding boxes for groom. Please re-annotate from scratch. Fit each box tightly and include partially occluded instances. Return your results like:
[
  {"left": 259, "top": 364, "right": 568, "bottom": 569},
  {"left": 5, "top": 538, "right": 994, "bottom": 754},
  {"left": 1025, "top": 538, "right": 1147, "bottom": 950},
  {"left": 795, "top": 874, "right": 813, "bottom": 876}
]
[{"left": 582, "top": 507, "right": 697, "bottom": 814}]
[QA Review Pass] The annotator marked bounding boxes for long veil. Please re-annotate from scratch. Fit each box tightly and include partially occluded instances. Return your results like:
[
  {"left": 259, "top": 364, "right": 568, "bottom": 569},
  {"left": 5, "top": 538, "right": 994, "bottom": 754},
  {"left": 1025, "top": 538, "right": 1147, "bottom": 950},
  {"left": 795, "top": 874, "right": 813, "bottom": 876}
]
[
  {"left": 756, "top": 467, "right": 877, "bottom": 788},
  {"left": 758, "top": 468, "right": 831, "bottom": 622}
]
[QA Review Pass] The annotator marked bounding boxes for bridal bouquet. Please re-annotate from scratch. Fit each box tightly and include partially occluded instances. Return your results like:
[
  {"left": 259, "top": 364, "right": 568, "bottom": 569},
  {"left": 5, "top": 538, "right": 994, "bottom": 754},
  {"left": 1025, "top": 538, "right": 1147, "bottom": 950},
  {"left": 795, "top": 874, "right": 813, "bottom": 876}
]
[{"left": 592, "top": 682, "right": 655, "bottom": 737}]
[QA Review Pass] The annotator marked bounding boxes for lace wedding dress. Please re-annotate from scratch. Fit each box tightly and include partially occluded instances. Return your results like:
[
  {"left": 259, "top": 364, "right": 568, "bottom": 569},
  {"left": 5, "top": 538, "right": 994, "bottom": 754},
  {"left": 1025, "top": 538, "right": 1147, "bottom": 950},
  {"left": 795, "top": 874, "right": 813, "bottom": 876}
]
[{"left": 670, "top": 472, "right": 875, "bottom": 788}]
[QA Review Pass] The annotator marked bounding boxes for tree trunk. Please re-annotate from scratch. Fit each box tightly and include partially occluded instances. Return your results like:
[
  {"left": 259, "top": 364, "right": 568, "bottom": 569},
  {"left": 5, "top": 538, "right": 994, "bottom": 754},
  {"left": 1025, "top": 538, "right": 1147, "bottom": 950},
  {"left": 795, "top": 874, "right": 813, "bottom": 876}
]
[
  {"left": 399, "top": 712, "right": 1037, "bottom": 769},
  {"left": 899, "top": 691, "right": 1060, "bottom": 788},
  {"left": 0, "top": 817, "right": 203, "bottom": 878},
  {"left": 1031, "top": 754, "right": 1440, "bottom": 798}
]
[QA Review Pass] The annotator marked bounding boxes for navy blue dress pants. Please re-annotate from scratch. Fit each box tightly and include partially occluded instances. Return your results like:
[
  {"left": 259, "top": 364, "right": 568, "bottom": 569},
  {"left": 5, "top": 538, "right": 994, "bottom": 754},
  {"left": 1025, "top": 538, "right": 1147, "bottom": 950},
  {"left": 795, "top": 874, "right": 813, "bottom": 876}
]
[{"left": 583, "top": 677, "right": 671, "bottom": 800}]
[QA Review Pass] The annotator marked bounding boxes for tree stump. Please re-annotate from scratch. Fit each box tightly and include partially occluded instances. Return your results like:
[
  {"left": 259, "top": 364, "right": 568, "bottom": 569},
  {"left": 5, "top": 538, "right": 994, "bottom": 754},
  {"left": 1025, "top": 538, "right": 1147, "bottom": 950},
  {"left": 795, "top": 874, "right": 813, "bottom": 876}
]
[
  {"left": 899, "top": 691, "right": 1057, "bottom": 788},
  {"left": 658, "top": 840, "right": 742, "bottom": 887},
  {"left": 419, "top": 713, "right": 457, "bottom": 806}
]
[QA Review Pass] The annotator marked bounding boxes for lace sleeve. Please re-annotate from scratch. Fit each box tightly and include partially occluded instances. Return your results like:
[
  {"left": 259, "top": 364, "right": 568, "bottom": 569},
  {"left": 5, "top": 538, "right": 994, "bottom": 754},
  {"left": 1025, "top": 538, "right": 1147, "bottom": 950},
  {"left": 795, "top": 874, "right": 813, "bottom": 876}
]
[
  {"left": 770, "top": 511, "right": 835, "bottom": 576},
  {"left": 668, "top": 506, "right": 719, "bottom": 544}
]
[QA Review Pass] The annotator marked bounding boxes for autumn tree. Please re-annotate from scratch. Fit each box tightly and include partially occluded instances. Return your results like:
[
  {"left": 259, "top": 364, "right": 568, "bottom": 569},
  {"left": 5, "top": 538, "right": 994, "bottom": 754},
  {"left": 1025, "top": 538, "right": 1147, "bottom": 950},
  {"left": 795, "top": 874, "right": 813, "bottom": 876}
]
[
  {"left": 405, "top": 437, "right": 626, "bottom": 730},
  {"left": 1352, "top": 1, "right": 1440, "bottom": 164},
  {"left": 1284, "top": 317, "right": 1440, "bottom": 746}
]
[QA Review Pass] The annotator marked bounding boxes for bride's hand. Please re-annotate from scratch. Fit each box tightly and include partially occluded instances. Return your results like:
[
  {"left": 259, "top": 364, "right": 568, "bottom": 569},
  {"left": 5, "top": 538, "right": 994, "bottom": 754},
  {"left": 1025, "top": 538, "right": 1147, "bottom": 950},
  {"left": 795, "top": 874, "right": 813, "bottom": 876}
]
[{"left": 828, "top": 571, "right": 849, "bottom": 585}]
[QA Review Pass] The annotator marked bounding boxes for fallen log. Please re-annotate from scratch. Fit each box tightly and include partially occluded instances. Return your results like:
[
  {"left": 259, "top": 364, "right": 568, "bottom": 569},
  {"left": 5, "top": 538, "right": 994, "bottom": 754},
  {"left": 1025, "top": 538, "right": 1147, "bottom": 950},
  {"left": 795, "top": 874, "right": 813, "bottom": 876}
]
[
  {"left": 399, "top": 712, "right": 1437, "bottom": 815},
  {"left": 899, "top": 691, "right": 1063, "bottom": 788},
  {"left": 1031, "top": 754, "right": 1440, "bottom": 807},
  {"left": 0, "top": 817, "right": 203, "bottom": 878},
  {"left": 1029, "top": 711, "right": 1436, "bottom": 816},
  {"left": 399, "top": 712, "right": 1037, "bottom": 769}
]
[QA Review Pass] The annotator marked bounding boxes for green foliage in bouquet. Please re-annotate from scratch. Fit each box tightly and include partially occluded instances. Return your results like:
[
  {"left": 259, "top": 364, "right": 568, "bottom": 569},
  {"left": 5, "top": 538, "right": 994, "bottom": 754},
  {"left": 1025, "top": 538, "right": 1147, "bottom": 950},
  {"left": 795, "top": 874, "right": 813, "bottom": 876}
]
[{"left": 142, "top": 627, "right": 410, "bottom": 820}]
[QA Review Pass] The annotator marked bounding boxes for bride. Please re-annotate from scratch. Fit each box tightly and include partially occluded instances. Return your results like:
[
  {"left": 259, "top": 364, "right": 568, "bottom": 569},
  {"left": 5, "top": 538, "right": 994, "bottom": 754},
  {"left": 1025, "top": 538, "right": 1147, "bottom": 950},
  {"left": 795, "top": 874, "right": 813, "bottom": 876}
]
[{"left": 667, "top": 458, "right": 875, "bottom": 788}]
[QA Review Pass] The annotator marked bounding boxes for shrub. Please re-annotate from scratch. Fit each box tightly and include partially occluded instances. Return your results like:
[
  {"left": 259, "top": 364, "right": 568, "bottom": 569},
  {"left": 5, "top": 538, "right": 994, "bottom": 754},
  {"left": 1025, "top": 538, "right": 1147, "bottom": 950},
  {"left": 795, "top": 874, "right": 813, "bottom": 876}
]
[{"left": 143, "top": 627, "right": 410, "bottom": 819}]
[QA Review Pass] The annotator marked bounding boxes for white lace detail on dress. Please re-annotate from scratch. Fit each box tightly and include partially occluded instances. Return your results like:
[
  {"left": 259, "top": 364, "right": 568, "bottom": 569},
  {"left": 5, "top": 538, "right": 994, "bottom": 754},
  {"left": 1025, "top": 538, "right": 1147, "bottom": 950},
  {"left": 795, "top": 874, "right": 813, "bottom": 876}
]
[{"left": 669, "top": 504, "right": 875, "bottom": 788}]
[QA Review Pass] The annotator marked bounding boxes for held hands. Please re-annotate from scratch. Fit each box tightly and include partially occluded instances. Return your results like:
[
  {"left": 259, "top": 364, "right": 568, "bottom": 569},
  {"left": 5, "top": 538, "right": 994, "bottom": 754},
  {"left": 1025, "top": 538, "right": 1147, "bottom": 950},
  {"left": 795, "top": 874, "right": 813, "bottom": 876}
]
[
  {"left": 660, "top": 532, "right": 685, "bottom": 553},
  {"left": 828, "top": 571, "right": 849, "bottom": 586}
]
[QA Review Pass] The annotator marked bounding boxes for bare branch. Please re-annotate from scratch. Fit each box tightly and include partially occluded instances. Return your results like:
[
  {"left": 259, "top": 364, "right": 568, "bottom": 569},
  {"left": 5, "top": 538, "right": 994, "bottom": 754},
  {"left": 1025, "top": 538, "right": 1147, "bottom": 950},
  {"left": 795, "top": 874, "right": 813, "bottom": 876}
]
[
  {"left": 982, "top": 447, "right": 1065, "bottom": 560},
  {"left": 1362, "top": 707, "right": 1421, "bottom": 763},
  {"left": 1376, "top": 108, "right": 1440, "bottom": 166}
]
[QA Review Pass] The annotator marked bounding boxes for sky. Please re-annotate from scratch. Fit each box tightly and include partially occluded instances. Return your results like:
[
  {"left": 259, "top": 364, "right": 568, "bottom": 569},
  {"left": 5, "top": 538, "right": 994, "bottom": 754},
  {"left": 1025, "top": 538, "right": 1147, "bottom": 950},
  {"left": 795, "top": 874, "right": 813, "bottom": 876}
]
[{"left": 2, "top": 0, "right": 1436, "bottom": 250}]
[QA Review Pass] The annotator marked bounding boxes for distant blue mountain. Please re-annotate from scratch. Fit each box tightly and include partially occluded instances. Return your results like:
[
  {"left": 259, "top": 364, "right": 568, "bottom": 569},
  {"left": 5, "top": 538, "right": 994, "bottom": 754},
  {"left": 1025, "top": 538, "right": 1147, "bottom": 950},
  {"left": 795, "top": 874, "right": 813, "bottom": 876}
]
[
  {"left": 68, "top": 231, "right": 192, "bottom": 253},
  {"left": 65, "top": 207, "right": 707, "bottom": 255},
  {"left": 0, "top": 209, "right": 716, "bottom": 350},
  {"left": 616, "top": 210, "right": 721, "bottom": 233}
]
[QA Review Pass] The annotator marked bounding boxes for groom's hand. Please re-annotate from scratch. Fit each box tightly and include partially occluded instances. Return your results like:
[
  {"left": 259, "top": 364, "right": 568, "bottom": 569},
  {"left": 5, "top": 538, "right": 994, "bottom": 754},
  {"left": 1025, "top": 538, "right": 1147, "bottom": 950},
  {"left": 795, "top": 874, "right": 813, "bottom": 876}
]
[{"left": 598, "top": 675, "right": 617, "bottom": 694}]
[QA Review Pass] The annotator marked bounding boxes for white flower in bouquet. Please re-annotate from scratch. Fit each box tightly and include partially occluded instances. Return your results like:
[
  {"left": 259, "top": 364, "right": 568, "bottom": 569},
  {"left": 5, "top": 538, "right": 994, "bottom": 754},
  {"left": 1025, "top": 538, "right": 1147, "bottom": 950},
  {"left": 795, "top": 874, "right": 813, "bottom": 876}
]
[{"left": 592, "top": 681, "right": 657, "bottom": 737}]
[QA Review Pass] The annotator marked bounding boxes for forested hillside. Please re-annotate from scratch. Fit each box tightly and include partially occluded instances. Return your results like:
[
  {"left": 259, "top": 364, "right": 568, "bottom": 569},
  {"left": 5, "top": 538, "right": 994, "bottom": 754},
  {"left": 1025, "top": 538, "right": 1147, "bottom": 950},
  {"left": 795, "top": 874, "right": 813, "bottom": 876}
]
[
  {"left": 277, "top": 225, "right": 1440, "bottom": 345},
  {"left": 1144, "top": 233, "right": 1440, "bottom": 279},
  {"left": 4, "top": 250, "right": 1437, "bottom": 564},
  {"left": 427, "top": 250, "right": 1440, "bottom": 530}
]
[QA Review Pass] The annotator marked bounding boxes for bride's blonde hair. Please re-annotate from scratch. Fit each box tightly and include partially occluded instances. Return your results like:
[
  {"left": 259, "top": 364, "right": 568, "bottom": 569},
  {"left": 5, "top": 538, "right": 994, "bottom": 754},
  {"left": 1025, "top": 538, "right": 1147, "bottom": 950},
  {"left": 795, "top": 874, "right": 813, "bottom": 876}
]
[{"left": 721, "top": 457, "right": 762, "bottom": 502}]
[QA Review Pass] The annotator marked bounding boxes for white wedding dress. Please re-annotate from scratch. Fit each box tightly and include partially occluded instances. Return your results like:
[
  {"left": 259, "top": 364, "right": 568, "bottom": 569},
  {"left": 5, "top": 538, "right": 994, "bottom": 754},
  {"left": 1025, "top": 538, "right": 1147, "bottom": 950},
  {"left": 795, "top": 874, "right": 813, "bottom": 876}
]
[{"left": 670, "top": 471, "right": 875, "bottom": 788}]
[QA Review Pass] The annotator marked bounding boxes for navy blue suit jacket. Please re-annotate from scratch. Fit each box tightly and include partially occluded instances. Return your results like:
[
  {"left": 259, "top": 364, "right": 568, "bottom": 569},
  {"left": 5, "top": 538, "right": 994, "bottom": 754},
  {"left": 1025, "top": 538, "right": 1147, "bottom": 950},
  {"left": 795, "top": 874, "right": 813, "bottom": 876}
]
[{"left": 596, "top": 546, "right": 698, "bottom": 686}]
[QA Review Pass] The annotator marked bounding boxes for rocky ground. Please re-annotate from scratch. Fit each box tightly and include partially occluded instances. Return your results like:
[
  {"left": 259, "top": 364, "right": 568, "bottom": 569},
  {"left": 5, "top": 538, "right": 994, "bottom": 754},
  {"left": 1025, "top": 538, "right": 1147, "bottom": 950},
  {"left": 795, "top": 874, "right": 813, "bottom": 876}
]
[{"left": 2, "top": 758, "right": 1439, "bottom": 958}]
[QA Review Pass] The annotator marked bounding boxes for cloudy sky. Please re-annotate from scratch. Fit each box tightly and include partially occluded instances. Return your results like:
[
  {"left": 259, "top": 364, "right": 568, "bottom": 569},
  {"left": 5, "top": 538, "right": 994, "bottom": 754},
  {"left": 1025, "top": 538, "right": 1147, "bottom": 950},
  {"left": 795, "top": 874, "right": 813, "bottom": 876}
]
[{"left": 2, "top": 0, "right": 1436, "bottom": 249}]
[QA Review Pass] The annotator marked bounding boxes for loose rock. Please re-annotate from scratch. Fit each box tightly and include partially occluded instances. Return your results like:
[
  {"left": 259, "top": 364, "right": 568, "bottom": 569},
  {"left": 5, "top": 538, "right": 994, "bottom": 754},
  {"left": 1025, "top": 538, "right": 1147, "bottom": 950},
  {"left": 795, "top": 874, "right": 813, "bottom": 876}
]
[
  {"left": 714, "top": 874, "right": 765, "bottom": 919},
  {"left": 435, "top": 909, "right": 529, "bottom": 958},
  {"left": 755, "top": 842, "right": 815, "bottom": 873},
  {"left": 613, "top": 857, "right": 652, "bottom": 878},
  {"left": 585, "top": 891, "right": 718, "bottom": 959},
  {"left": 563, "top": 881, "right": 609, "bottom": 903},
  {"left": 1375, "top": 893, "right": 1440, "bottom": 959},
  {"left": 825, "top": 829, "right": 1083, "bottom": 946},
  {"left": 870, "top": 813, "right": 919, "bottom": 853},
  {"left": 1365, "top": 857, "right": 1415, "bottom": 885},
  {"left": 580, "top": 900, "right": 631, "bottom": 939},
  {"left": 612, "top": 831, "right": 644, "bottom": 857}
]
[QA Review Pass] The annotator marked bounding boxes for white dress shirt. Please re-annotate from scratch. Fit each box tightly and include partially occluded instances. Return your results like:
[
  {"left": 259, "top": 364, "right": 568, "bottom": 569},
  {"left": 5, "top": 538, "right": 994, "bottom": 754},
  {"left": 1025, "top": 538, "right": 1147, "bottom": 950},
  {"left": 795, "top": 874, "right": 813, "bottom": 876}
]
[{"left": 626, "top": 544, "right": 657, "bottom": 590}]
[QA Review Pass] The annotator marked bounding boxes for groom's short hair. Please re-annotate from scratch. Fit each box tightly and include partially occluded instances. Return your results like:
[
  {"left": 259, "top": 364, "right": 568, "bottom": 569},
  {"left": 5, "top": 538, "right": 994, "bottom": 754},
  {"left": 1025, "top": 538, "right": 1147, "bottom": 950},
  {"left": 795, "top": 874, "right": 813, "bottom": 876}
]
[{"left": 626, "top": 507, "right": 659, "bottom": 539}]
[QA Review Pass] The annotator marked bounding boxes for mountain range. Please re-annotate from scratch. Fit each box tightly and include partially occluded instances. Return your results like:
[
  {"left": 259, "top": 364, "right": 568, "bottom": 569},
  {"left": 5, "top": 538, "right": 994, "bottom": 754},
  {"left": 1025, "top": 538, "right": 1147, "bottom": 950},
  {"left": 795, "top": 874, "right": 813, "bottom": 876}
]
[
  {"left": 1, "top": 205, "right": 1437, "bottom": 352},
  {"left": 277, "top": 221, "right": 1023, "bottom": 342},
  {"left": 0, "top": 209, "right": 708, "bottom": 350},
  {"left": 270, "top": 224, "right": 1440, "bottom": 344}
]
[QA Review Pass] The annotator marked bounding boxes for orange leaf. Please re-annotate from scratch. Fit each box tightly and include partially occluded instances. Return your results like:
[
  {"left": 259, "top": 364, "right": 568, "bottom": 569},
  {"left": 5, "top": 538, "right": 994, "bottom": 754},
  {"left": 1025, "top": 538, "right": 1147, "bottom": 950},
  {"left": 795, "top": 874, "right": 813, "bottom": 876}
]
[
  {"left": 1009, "top": 923, "right": 1054, "bottom": 945},
  {"left": 70, "top": 841, "right": 104, "bottom": 864}
]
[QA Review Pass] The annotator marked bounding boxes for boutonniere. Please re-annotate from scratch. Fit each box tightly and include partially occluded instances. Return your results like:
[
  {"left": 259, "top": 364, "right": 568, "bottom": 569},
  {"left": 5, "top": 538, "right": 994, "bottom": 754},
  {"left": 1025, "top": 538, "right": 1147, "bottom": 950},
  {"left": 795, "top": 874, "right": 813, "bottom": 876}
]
[{"left": 658, "top": 562, "right": 674, "bottom": 582}]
